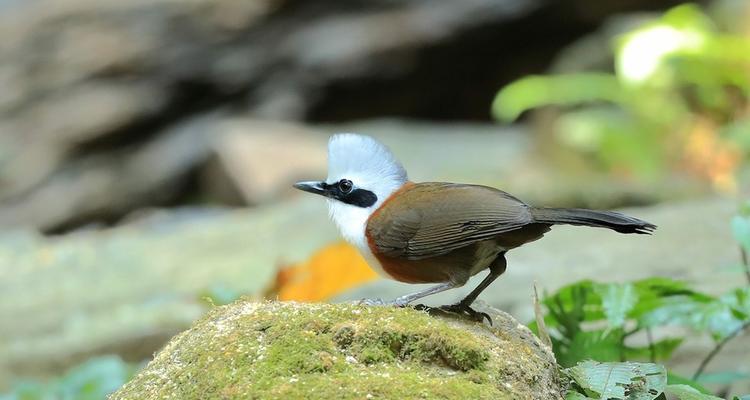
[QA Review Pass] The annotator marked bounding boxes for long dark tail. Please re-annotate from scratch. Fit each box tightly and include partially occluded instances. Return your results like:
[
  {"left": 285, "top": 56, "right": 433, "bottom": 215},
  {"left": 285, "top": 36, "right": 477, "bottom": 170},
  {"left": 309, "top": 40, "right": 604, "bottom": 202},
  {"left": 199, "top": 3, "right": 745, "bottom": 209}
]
[{"left": 530, "top": 208, "right": 656, "bottom": 234}]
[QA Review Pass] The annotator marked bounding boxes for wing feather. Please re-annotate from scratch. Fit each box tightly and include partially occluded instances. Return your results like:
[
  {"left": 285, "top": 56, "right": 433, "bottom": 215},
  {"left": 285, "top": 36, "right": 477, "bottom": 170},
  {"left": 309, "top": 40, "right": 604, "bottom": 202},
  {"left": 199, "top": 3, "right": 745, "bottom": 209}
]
[{"left": 366, "top": 183, "right": 534, "bottom": 260}]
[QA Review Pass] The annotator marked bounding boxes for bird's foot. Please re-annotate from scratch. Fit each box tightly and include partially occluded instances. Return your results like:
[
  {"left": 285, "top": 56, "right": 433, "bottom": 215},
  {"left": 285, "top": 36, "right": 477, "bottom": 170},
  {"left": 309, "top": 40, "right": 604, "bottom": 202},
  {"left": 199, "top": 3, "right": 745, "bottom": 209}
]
[{"left": 439, "top": 303, "right": 493, "bottom": 325}]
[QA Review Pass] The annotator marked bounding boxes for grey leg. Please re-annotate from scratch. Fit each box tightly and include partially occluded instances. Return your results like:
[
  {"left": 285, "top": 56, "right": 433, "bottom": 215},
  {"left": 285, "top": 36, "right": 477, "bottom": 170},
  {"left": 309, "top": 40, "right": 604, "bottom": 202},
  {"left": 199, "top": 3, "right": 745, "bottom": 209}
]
[
  {"left": 359, "top": 281, "right": 459, "bottom": 307},
  {"left": 392, "top": 281, "right": 460, "bottom": 306}
]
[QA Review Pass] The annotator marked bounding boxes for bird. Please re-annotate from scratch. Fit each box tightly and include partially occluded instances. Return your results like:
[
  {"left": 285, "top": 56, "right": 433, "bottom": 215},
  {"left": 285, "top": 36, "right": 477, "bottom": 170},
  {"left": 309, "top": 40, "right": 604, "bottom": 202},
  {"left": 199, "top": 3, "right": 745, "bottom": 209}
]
[{"left": 294, "top": 134, "right": 655, "bottom": 322}]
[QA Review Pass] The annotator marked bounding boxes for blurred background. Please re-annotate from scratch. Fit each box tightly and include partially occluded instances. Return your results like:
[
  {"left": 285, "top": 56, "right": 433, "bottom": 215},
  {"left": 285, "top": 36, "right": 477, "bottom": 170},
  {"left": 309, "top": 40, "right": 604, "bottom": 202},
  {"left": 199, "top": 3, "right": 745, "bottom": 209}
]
[{"left": 1, "top": 0, "right": 749, "bottom": 398}]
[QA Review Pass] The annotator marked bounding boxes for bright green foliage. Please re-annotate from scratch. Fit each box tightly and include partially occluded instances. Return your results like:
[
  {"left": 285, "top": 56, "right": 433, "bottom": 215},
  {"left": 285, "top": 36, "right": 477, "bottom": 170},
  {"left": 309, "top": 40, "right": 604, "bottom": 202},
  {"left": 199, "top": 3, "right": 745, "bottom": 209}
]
[
  {"left": 639, "top": 286, "right": 750, "bottom": 341},
  {"left": 597, "top": 283, "right": 638, "bottom": 328},
  {"left": 664, "top": 384, "right": 723, "bottom": 400},
  {"left": 564, "top": 362, "right": 731, "bottom": 400},
  {"left": 535, "top": 208, "right": 750, "bottom": 399},
  {"left": 0, "top": 356, "right": 140, "bottom": 400},
  {"left": 531, "top": 276, "right": 750, "bottom": 368},
  {"left": 566, "top": 361, "right": 666, "bottom": 400},
  {"left": 492, "top": 74, "right": 625, "bottom": 121},
  {"left": 493, "top": 4, "right": 750, "bottom": 185},
  {"left": 529, "top": 278, "right": 702, "bottom": 367}
]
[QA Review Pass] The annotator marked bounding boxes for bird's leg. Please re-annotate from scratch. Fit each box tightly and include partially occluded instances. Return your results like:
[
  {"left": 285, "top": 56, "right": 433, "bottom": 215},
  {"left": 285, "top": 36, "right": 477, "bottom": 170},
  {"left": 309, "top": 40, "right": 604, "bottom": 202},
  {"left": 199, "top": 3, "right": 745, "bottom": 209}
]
[
  {"left": 392, "top": 281, "right": 460, "bottom": 306},
  {"left": 440, "top": 254, "right": 507, "bottom": 324},
  {"left": 359, "top": 281, "right": 459, "bottom": 307}
]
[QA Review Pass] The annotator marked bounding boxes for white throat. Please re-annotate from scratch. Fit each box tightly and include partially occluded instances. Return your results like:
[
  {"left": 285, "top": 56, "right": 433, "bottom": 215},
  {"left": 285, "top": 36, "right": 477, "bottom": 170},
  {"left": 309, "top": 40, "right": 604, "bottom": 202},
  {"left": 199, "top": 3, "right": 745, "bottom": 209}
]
[{"left": 327, "top": 199, "right": 376, "bottom": 249}]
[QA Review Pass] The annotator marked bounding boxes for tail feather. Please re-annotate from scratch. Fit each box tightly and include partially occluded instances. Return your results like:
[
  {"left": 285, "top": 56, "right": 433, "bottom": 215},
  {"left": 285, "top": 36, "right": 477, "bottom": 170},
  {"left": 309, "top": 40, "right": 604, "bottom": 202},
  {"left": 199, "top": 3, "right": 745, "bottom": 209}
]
[{"left": 531, "top": 208, "right": 656, "bottom": 234}]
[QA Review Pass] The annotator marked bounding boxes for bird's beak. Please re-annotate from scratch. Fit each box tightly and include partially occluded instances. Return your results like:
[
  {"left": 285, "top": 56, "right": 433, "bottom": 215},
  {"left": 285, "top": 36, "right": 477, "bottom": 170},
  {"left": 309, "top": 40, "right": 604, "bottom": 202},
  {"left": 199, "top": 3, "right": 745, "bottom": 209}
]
[{"left": 293, "top": 180, "right": 327, "bottom": 197}]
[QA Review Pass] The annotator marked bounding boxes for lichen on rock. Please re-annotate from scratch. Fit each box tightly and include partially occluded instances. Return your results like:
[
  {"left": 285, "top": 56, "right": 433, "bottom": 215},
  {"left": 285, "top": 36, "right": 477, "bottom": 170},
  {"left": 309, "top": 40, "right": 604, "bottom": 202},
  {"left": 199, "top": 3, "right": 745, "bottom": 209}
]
[{"left": 110, "top": 300, "right": 564, "bottom": 399}]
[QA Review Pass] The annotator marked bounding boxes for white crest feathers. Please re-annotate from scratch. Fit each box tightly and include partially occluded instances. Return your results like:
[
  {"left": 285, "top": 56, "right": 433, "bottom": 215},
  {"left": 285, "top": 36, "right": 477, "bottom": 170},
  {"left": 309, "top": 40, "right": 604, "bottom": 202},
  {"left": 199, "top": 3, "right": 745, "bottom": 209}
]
[{"left": 326, "top": 133, "right": 407, "bottom": 186}]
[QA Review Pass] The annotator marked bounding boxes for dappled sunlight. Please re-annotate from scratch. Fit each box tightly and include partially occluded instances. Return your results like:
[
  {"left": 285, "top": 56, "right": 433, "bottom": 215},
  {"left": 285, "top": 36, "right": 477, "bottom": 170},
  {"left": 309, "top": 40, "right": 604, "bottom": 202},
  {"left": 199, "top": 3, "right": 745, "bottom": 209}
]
[{"left": 617, "top": 25, "right": 704, "bottom": 85}]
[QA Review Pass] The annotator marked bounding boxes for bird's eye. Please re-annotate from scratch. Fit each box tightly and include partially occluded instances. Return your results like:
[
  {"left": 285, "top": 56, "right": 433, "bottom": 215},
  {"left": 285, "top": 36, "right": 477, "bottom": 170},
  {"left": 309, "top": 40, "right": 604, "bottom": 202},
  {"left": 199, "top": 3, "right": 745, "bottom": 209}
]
[{"left": 338, "top": 179, "right": 353, "bottom": 194}]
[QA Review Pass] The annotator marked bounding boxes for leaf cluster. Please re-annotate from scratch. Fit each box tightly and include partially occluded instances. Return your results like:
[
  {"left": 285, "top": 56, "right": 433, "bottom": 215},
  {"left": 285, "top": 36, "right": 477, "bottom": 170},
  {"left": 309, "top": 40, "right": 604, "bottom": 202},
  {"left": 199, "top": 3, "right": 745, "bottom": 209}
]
[
  {"left": 565, "top": 361, "right": 725, "bottom": 400},
  {"left": 493, "top": 4, "right": 750, "bottom": 187},
  {"left": 539, "top": 206, "right": 750, "bottom": 399},
  {"left": 531, "top": 278, "right": 749, "bottom": 363}
]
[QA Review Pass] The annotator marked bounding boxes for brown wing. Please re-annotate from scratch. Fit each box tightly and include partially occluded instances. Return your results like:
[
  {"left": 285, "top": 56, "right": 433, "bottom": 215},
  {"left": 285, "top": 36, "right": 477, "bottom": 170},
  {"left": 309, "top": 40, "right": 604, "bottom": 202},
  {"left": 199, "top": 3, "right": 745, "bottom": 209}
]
[{"left": 366, "top": 182, "right": 535, "bottom": 260}]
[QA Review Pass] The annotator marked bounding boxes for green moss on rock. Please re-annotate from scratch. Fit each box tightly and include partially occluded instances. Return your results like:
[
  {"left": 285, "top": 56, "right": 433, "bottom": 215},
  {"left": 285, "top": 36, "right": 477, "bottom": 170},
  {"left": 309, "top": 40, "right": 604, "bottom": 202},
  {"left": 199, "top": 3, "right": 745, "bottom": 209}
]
[{"left": 110, "top": 300, "right": 564, "bottom": 399}]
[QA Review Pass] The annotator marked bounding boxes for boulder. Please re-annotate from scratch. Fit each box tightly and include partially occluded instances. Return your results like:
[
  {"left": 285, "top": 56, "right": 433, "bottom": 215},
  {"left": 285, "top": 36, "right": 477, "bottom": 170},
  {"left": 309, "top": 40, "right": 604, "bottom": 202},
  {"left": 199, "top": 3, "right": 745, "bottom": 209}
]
[{"left": 109, "top": 301, "right": 564, "bottom": 400}]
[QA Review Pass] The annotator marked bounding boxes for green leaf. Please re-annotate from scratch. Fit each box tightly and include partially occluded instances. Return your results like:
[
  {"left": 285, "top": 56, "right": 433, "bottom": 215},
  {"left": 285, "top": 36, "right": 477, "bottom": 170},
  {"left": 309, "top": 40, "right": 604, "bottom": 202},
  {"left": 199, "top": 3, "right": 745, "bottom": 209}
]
[
  {"left": 566, "top": 361, "right": 666, "bottom": 400},
  {"left": 567, "top": 391, "right": 596, "bottom": 400},
  {"left": 632, "top": 278, "right": 694, "bottom": 296},
  {"left": 665, "top": 384, "right": 723, "bottom": 400},
  {"left": 492, "top": 73, "right": 625, "bottom": 121},
  {"left": 541, "top": 280, "right": 603, "bottom": 336},
  {"left": 596, "top": 283, "right": 638, "bottom": 328},
  {"left": 629, "top": 278, "right": 697, "bottom": 321}
]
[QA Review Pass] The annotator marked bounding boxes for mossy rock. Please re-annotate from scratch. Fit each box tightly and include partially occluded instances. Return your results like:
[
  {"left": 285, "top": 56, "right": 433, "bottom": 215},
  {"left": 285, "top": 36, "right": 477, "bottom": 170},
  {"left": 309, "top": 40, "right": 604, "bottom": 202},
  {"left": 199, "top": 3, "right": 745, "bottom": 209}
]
[{"left": 110, "top": 300, "right": 564, "bottom": 399}]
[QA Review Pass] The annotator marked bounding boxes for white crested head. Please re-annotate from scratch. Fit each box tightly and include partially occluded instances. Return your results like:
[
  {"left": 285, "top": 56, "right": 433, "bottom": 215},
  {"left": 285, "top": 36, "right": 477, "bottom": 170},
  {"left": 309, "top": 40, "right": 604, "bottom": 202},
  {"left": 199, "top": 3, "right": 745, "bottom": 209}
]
[
  {"left": 326, "top": 133, "right": 407, "bottom": 195},
  {"left": 324, "top": 133, "right": 408, "bottom": 248}
]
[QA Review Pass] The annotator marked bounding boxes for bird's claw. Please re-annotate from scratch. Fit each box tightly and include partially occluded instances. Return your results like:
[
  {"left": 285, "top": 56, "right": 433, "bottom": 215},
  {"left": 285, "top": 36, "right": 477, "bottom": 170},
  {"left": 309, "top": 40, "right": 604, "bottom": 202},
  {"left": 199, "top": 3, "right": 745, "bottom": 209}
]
[
  {"left": 439, "top": 303, "right": 493, "bottom": 325},
  {"left": 358, "top": 299, "right": 491, "bottom": 324}
]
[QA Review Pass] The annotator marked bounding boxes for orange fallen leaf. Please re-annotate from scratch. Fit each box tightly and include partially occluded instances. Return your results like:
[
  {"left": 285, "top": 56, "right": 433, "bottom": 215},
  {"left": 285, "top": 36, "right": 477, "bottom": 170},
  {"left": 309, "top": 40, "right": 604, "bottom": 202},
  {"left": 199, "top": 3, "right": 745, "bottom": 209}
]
[{"left": 274, "top": 242, "right": 378, "bottom": 302}]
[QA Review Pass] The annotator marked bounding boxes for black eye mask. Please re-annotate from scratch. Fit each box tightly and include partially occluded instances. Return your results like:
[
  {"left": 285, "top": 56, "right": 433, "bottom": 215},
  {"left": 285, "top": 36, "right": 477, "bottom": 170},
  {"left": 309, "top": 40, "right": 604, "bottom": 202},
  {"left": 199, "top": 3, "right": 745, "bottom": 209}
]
[{"left": 322, "top": 182, "right": 378, "bottom": 208}]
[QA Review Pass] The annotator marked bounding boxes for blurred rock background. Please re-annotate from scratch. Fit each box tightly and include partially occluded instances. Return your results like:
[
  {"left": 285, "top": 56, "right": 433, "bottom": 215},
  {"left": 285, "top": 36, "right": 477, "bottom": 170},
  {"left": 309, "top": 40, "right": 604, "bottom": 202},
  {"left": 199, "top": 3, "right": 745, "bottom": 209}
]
[
  {"left": 1, "top": 0, "right": 749, "bottom": 397},
  {"left": 0, "top": 0, "right": 702, "bottom": 233}
]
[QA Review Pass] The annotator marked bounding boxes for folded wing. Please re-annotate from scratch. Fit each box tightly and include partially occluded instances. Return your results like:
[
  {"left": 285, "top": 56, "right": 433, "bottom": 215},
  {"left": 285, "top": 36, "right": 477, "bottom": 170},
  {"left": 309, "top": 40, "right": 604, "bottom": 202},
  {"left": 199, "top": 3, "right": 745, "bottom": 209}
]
[{"left": 366, "top": 183, "right": 535, "bottom": 260}]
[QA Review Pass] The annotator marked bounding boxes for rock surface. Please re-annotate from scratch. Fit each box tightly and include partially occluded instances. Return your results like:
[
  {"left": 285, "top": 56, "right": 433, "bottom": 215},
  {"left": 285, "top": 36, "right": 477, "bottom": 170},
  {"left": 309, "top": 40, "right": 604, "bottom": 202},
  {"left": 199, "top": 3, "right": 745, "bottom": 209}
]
[{"left": 109, "top": 300, "right": 564, "bottom": 400}]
